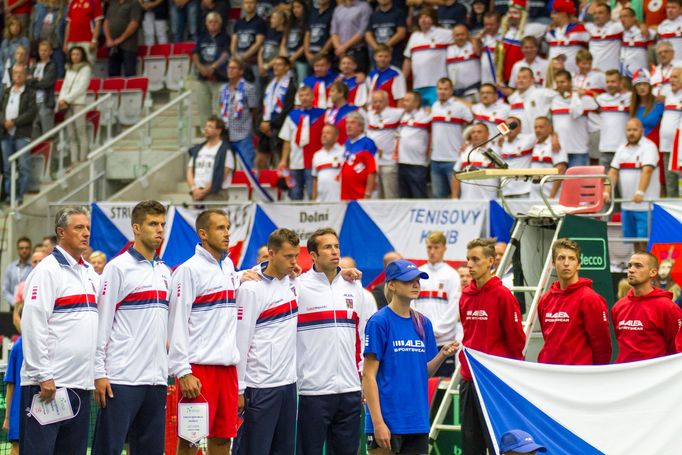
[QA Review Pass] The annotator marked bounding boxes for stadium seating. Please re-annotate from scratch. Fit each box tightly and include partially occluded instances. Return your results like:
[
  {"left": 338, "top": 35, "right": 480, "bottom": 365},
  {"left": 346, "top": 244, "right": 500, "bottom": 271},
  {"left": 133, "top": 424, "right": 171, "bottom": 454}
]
[
  {"left": 558, "top": 165, "right": 607, "bottom": 214},
  {"left": 119, "top": 77, "right": 149, "bottom": 125},
  {"left": 166, "top": 42, "right": 195, "bottom": 91},
  {"left": 143, "top": 44, "right": 171, "bottom": 92}
]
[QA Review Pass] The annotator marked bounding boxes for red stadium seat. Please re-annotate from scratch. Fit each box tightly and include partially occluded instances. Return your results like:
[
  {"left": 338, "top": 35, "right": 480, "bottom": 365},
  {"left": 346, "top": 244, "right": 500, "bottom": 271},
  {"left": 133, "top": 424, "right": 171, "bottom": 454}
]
[
  {"left": 119, "top": 77, "right": 149, "bottom": 125},
  {"left": 100, "top": 77, "right": 125, "bottom": 125},
  {"left": 102, "top": 77, "right": 125, "bottom": 92},
  {"left": 166, "top": 42, "right": 195, "bottom": 91},
  {"left": 558, "top": 166, "right": 606, "bottom": 214},
  {"left": 86, "top": 110, "right": 101, "bottom": 145},
  {"left": 144, "top": 44, "right": 171, "bottom": 91},
  {"left": 54, "top": 78, "right": 64, "bottom": 95},
  {"left": 31, "top": 141, "right": 53, "bottom": 178},
  {"left": 85, "top": 78, "right": 101, "bottom": 104}
]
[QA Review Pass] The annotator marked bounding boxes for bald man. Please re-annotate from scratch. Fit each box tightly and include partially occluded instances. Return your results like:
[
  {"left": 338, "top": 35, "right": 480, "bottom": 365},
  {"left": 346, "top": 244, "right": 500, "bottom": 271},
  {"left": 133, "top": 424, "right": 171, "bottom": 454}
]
[
  {"left": 607, "top": 118, "right": 660, "bottom": 252},
  {"left": 371, "top": 251, "right": 402, "bottom": 309}
]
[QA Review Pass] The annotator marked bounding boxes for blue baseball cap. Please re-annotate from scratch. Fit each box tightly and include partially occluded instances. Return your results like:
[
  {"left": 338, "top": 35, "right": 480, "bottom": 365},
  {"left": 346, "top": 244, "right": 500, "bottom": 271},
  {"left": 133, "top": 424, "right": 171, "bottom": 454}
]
[
  {"left": 385, "top": 259, "right": 429, "bottom": 282},
  {"left": 499, "top": 430, "right": 547, "bottom": 453}
]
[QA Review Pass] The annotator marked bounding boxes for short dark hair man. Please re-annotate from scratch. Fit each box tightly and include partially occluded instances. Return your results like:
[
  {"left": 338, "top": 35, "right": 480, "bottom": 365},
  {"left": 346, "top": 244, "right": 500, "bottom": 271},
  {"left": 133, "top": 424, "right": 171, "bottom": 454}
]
[
  {"left": 537, "top": 239, "right": 612, "bottom": 365},
  {"left": 187, "top": 116, "right": 234, "bottom": 202},
  {"left": 3, "top": 236, "right": 32, "bottom": 309}
]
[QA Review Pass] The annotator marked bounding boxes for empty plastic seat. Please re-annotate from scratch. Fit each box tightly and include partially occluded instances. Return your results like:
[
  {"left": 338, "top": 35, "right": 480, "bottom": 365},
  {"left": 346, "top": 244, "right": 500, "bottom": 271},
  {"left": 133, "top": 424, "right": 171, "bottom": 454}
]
[
  {"left": 558, "top": 165, "right": 606, "bottom": 214},
  {"left": 100, "top": 77, "right": 125, "bottom": 125},
  {"left": 85, "top": 77, "right": 101, "bottom": 105},
  {"left": 86, "top": 110, "right": 101, "bottom": 145},
  {"left": 166, "top": 42, "right": 195, "bottom": 91},
  {"left": 143, "top": 44, "right": 171, "bottom": 91},
  {"left": 119, "top": 77, "right": 149, "bottom": 125}
]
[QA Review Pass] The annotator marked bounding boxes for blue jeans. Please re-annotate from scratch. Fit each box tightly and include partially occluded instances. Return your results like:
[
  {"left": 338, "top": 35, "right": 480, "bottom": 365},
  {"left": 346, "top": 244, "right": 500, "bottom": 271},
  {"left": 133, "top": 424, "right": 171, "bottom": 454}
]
[
  {"left": 622, "top": 210, "right": 648, "bottom": 239},
  {"left": 170, "top": 0, "right": 198, "bottom": 42},
  {"left": 231, "top": 136, "right": 256, "bottom": 170},
  {"left": 289, "top": 168, "right": 313, "bottom": 200},
  {"left": 2, "top": 136, "right": 30, "bottom": 201},
  {"left": 568, "top": 153, "right": 589, "bottom": 168},
  {"left": 431, "top": 161, "right": 455, "bottom": 198}
]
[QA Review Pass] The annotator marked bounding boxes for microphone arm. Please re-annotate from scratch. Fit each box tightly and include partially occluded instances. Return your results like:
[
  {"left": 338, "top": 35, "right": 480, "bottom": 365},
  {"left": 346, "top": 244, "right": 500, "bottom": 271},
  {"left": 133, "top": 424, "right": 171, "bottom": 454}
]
[{"left": 465, "top": 130, "right": 505, "bottom": 171}]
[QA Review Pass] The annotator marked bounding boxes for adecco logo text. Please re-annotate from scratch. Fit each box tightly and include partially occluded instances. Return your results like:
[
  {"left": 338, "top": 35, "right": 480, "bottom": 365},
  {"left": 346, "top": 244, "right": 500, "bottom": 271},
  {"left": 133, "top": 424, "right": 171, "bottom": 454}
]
[{"left": 573, "top": 238, "right": 608, "bottom": 271}]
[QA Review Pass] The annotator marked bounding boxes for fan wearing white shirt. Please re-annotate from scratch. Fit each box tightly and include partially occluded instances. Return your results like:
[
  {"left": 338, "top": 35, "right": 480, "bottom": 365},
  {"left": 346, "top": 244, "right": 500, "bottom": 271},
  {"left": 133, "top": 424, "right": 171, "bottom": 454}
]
[
  {"left": 507, "top": 67, "right": 555, "bottom": 135},
  {"left": 596, "top": 70, "right": 631, "bottom": 168},
  {"left": 312, "top": 124, "right": 345, "bottom": 202},
  {"left": 651, "top": 41, "right": 682, "bottom": 98},
  {"left": 586, "top": 3, "right": 623, "bottom": 72},
  {"left": 499, "top": 117, "right": 536, "bottom": 197},
  {"left": 660, "top": 67, "right": 682, "bottom": 197},
  {"left": 508, "top": 36, "right": 548, "bottom": 89},
  {"left": 396, "top": 91, "right": 431, "bottom": 198},
  {"left": 530, "top": 116, "right": 567, "bottom": 200},
  {"left": 658, "top": 0, "right": 682, "bottom": 61},
  {"left": 366, "top": 90, "right": 403, "bottom": 198},
  {"left": 446, "top": 24, "right": 481, "bottom": 99},
  {"left": 187, "top": 117, "right": 235, "bottom": 202},
  {"left": 451, "top": 122, "right": 499, "bottom": 200},
  {"left": 619, "top": 8, "right": 654, "bottom": 77},
  {"left": 606, "top": 118, "right": 660, "bottom": 252}
]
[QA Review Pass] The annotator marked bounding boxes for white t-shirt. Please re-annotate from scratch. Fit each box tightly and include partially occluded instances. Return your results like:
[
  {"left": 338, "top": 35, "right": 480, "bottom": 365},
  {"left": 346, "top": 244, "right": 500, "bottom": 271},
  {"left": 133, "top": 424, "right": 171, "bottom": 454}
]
[
  {"left": 446, "top": 41, "right": 481, "bottom": 91},
  {"left": 651, "top": 61, "right": 682, "bottom": 97},
  {"left": 430, "top": 97, "right": 473, "bottom": 162},
  {"left": 404, "top": 27, "right": 452, "bottom": 89},
  {"left": 660, "top": 89, "right": 682, "bottom": 153},
  {"left": 530, "top": 136, "right": 568, "bottom": 199},
  {"left": 508, "top": 87, "right": 555, "bottom": 134},
  {"left": 620, "top": 26, "right": 654, "bottom": 77},
  {"left": 500, "top": 133, "right": 536, "bottom": 196},
  {"left": 453, "top": 145, "right": 499, "bottom": 200},
  {"left": 311, "top": 144, "right": 344, "bottom": 202},
  {"left": 657, "top": 16, "right": 682, "bottom": 62},
  {"left": 550, "top": 92, "right": 598, "bottom": 154},
  {"left": 367, "top": 107, "right": 403, "bottom": 166},
  {"left": 188, "top": 142, "right": 234, "bottom": 189},
  {"left": 586, "top": 21, "right": 624, "bottom": 72},
  {"left": 611, "top": 137, "right": 660, "bottom": 211},
  {"left": 509, "top": 57, "right": 548, "bottom": 88},
  {"left": 397, "top": 108, "right": 432, "bottom": 166},
  {"left": 472, "top": 100, "right": 511, "bottom": 137},
  {"left": 596, "top": 91, "right": 631, "bottom": 152}
]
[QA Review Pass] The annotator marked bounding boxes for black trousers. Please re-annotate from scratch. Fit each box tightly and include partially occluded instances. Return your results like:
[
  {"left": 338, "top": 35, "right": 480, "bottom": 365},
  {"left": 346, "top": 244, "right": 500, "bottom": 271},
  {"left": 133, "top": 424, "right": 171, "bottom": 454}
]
[
  {"left": 398, "top": 163, "right": 428, "bottom": 198},
  {"left": 238, "top": 383, "right": 297, "bottom": 455},
  {"left": 459, "top": 380, "right": 495, "bottom": 455},
  {"left": 297, "top": 391, "right": 362, "bottom": 455}
]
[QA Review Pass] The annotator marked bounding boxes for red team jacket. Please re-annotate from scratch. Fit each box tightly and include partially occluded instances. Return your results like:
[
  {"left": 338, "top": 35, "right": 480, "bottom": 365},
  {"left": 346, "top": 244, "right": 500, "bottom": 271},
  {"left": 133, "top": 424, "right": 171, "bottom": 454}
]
[
  {"left": 537, "top": 278, "right": 612, "bottom": 365},
  {"left": 458, "top": 276, "right": 526, "bottom": 381},
  {"left": 611, "top": 287, "right": 682, "bottom": 363}
]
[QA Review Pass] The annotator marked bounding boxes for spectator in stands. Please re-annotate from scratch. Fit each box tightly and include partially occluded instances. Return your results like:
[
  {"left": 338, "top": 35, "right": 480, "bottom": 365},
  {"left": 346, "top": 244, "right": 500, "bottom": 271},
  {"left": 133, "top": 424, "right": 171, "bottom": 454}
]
[
  {"left": 58, "top": 46, "right": 91, "bottom": 165},
  {"left": 630, "top": 70, "right": 664, "bottom": 146},
  {"left": 331, "top": 0, "right": 372, "bottom": 73},
  {"left": 296, "top": 228, "right": 367, "bottom": 455},
  {"left": 311, "top": 124, "right": 344, "bottom": 202},
  {"left": 596, "top": 69, "right": 631, "bottom": 168},
  {"left": 447, "top": 24, "right": 481, "bottom": 99},
  {"left": 546, "top": 0, "right": 589, "bottom": 74},
  {"left": 0, "top": 18, "right": 30, "bottom": 88},
  {"left": 199, "top": 0, "right": 230, "bottom": 37},
  {"left": 366, "top": 44, "right": 406, "bottom": 107},
  {"left": 285, "top": 0, "right": 309, "bottom": 82},
  {"left": 3, "top": 236, "right": 31, "bottom": 310},
  {"left": 3, "top": 45, "right": 29, "bottom": 88},
  {"left": 187, "top": 116, "right": 234, "bottom": 201},
  {"left": 231, "top": 0, "right": 266, "bottom": 87},
  {"left": 278, "top": 85, "right": 326, "bottom": 200},
  {"left": 658, "top": 0, "right": 682, "bottom": 60},
  {"left": 6, "top": 0, "right": 32, "bottom": 35},
  {"left": 21, "top": 207, "right": 98, "bottom": 454},
  {"left": 612, "top": 251, "right": 682, "bottom": 363},
  {"left": 507, "top": 67, "right": 554, "bottom": 135},
  {"left": 88, "top": 250, "right": 107, "bottom": 274},
  {"left": 544, "top": 54, "right": 566, "bottom": 90},
  {"left": 93, "top": 201, "right": 171, "bottom": 455},
  {"left": 366, "top": 0, "right": 407, "bottom": 68},
  {"left": 338, "top": 54, "right": 368, "bottom": 107},
  {"left": 459, "top": 238, "right": 525, "bottom": 454},
  {"left": 530, "top": 116, "right": 567, "bottom": 200},
  {"left": 32, "top": 0, "right": 67, "bottom": 78},
  {"left": 304, "top": 0, "right": 335, "bottom": 64},
  {"left": 508, "top": 36, "right": 548, "bottom": 89},
  {"left": 550, "top": 70, "right": 598, "bottom": 167},
  {"left": 474, "top": 11, "right": 501, "bottom": 85},
  {"left": 63, "top": 0, "right": 102, "bottom": 65},
  {"left": 258, "top": 56, "right": 296, "bottom": 170},
  {"left": 574, "top": 50, "right": 606, "bottom": 97},
  {"left": 403, "top": 7, "right": 452, "bottom": 106},
  {"left": 431, "top": 77, "right": 473, "bottom": 198},
  {"left": 65, "top": 0, "right": 103, "bottom": 65},
  {"left": 103, "top": 0, "right": 143, "bottom": 77},
  {"left": 451, "top": 122, "right": 499, "bottom": 201},
  {"left": 325, "top": 80, "right": 359, "bottom": 145},
  {"left": 472, "top": 83, "right": 510, "bottom": 137},
  {"left": 190, "top": 12, "right": 230, "bottom": 131},
  {"left": 651, "top": 41, "right": 682, "bottom": 97},
  {"left": 3, "top": 301, "right": 23, "bottom": 455},
  {"left": 367, "top": 89, "right": 402, "bottom": 198},
  {"left": 256, "top": 244, "right": 269, "bottom": 263},
  {"left": 169, "top": 0, "right": 197, "bottom": 42},
  {"left": 500, "top": 117, "right": 535, "bottom": 198},
  {"left": 607, "top": 119, "right": 660, "bottom": 251},
  {"left": 364, "top": 259, "right": 458, "bottom": 454},
  {"left": 586, "top": 3, "right": 623, "bottom": 73},
  {"left": 141, "top": 0, "right": 169, "bottom": 45},
  {"left": 219, "top": 59, "right": 258, "bottom": 169},
  {"left": 0, "top": 64, "right": 36, "bottom": 205},
  {"left": 537, "top": 239, "right": 612, "bottom": 366},
  {"left": 658, "top": 67, "right": 682, "bottom": 196},
  {"left": 656, "top": 259, "right": 681, "bottom": 301},
  {"left": 340, "top": 111, "right": 377, "bottom": 200},
  {"left": 396, "top": 91, "right": 431, "bottom": 198},
  {"left": 302, "top": 53, "right": 337, "bottom": 109},
  {"left": 412, "top": 231, "right": 463, "bottom": 377},
  {"left": 467, "top": 0, "right": 488, "bottom": 33},
  {"left": 372, "top": 251, "right": 402, "bottom": 309},
  {"left": 13, "top": 249, "right": 46, "bottom": 308},
  {"left": 236, "top": 228, "right": 300, "bottom": 455},
  {"left": 169, "top": 209, "right": 248, "bottom": 455},
  {"left": 28, "top": 41, "right": 58, "bottom": 137},
  {"left": 438, "top": 0, "right": 467, "bottom": 29},
  {"left": 258, "top": 8, "right": 287, "bottom": 79},
  {"left": 619, "top": 7, "right": 653, "bottom": 77}
]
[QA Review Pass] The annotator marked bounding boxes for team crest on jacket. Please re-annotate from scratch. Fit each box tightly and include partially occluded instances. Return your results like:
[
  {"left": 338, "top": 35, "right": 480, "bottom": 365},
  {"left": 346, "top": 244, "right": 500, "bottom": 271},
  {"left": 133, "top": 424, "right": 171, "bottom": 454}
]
[
  {"left": 290, "top": 286, "right": 297, "bottom": 296},
  {"left": 345, "top": 296, "right": 354, "bottom": 309}
]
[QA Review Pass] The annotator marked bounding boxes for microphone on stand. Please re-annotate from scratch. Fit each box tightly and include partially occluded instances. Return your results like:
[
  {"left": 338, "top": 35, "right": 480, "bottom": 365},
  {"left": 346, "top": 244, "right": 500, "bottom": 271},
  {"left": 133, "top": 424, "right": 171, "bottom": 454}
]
[{"left": 464, "top": 121, "right": 519, "bottom": 171}]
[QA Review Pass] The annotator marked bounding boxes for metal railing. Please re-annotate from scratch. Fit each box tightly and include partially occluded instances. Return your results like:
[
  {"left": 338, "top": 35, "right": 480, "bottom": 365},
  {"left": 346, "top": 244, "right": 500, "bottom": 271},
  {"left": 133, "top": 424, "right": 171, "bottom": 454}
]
[
  {"left": 8, "top": 93, "right": 114, "bottom": 211},
  {"left": 86, "top": 90, "right": 193, "bottom": 202}
]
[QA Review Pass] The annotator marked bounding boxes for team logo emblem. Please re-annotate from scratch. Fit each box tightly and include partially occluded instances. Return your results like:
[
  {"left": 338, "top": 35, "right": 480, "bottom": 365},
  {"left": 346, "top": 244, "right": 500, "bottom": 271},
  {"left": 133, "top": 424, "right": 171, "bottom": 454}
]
[{"left": 346, "top": 298, "right": 354, "bottom": 309}]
